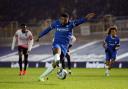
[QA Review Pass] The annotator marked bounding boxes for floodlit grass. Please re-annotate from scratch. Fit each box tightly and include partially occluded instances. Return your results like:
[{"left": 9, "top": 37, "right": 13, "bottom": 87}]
[{"left": 0, "top": 68, "right": 128, "bottom": 89}]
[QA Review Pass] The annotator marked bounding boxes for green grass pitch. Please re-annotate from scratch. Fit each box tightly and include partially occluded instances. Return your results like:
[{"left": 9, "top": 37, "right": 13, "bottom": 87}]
[{"left": 0, "top": 68, "right": 128, "bottom": 89}]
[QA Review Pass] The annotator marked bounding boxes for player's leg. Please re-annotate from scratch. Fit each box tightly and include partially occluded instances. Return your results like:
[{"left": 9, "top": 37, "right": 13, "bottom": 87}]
[
  {"left": 18, "top": 46, "right": 23, "bottom": 75},
  {"left": 57, "top": 52, "right": 65, "bottom": 76},
  {"left": 105, "top": 60, "right": 110, "bottom": 76},
  {"left": 105, "top": 51, "right": 111, "bottom": 76},
  {"left": 23, "top": 48, "right": 28, "bottom": 75},
  {"left": 109, "top": 51, "right": 116, "bottom": 70},
  {"left": 39, "top": 47, "right": 61, "bottom": 81},
  {"left": 109, "top": 59, "right": 115, "bottom": 69},
  {"left": 66, "top": 53, "right": 71, "bottom": 74},
  {"left": 60, "top": 52, "right": 65, "bottom": 69}
]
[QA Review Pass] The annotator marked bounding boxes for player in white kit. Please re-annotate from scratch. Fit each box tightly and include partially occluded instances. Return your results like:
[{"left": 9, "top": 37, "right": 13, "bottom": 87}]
[{"left": 11, "top": 24, "right": 33, "bottom": 76}]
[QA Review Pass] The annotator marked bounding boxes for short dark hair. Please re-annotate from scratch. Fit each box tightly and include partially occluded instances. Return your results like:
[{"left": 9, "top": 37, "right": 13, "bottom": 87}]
[
  {"left": 60, "top": 12, "right": 69, "bottom": 18},
  {"left": 20, "top": 24, "right": 26, "bottom": 27}
]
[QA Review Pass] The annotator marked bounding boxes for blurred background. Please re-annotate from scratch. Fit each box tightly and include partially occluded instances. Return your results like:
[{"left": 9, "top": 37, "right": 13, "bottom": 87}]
[{"left": 0, "top": 0, "right": 128, "bottom": 68}]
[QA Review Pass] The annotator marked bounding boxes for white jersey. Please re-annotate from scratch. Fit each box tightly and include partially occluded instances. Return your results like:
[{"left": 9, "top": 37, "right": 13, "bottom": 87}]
[
  {"left": 69, "top": 35, "right": 76, "bottom": 45},
  {"left": 11, "top": 29, "right": 33, "bottom": 51}
]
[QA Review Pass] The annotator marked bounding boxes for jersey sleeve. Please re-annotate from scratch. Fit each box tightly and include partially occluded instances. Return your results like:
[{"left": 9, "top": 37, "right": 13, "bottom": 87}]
[
  {"left": 11, "top": 30, "right": 19, "bottom": 50},
  {"left": 71, "top": 18, "right": 87, "bottom": 27},
  {"left": 38, "top": 21, "right": 55, "bottom": 38},
  {"left": 104, "top": 36, "right": 109, "bottom": 43},
  {"left": 28, "top": 31, "right": 34, "bottom": 51},
  {"left": 103, "top": 36, "right": 108, "bottom": 49},
  {"left": 15, "top": 30, "right": 19, "bottom": 38},
  {"left": 117, "top": 37, "right": 120, "bottom": 45},
  {"left": 116, "top": 37, "right": 120, "bottom": 47},
  {"left": 114, "top": 37, "right": 120, "bottom": 50}
]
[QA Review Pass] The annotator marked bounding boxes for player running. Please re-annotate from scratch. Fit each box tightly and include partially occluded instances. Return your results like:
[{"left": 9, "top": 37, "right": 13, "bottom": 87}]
[
  {"left": 37, "top": 12, "right": 95, "bottom": 81},
  {"left": 60, "top": 35, "right": 76, "bottom": 74},
  {"left": 11, "top": 24, "right": 33, "bottom": 75},
  {"left": 103, "top": 26, "right": 120, "bottom": 76}
]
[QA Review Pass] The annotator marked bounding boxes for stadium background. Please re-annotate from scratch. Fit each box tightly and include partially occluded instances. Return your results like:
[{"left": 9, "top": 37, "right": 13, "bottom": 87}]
[{"left": 0, "top": 0, "right": 128, "bottom": 68}]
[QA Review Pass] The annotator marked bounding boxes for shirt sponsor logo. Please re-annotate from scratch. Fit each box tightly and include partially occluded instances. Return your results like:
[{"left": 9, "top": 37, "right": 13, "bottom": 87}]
[{"left": 56, "top": 28, "right": 69, "bottom": 32}]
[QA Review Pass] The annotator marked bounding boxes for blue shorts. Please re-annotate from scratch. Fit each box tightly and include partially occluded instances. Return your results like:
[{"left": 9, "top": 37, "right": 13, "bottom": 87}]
[
  {"left": 105, "top": 50, "right": 117, "bottom": 61},
  {"left": 52, "top": 43, "right": 68, "bottom": 56}
]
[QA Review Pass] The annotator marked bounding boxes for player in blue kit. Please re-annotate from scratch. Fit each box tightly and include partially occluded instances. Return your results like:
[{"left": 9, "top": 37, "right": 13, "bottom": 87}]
[
  {"left": 103, "top": 26, "right": 120, "bottom": 76},
  {"left": 37, "top": 12, "right": 95, "bottom": 81}
]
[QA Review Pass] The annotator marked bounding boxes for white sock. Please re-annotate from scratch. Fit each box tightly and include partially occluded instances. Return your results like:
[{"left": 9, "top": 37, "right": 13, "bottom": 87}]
[
  {"left": 106, "top": 69, "right": 109, "bottom": 73},
  {"left": 40, "top": 66, "right": 54, "bottom": 79},
  {"left": 105, "top": 65, "right": 109, "bottom": 69},
  {"left": 54, "top": 54, "right": 60, "bottom": 62},
  {"left": 39, "top": 54, "right": 60, "bottom": 79},
  {"left": 105, "top": 65, "right": 109, "bottom": 73}
]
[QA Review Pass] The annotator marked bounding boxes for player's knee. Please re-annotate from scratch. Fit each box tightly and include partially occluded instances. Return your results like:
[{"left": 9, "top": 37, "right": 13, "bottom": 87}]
[
  {"left": 24, "top": 58, "right": 28, "bottom": 62},
  {"left": 53, "top": 48, "right": 61, "bottom": 55},
  {"left": 111, "top": 59, "right": 115, "bottom": 63},
  {"left": 24, "top": 54, "right": 28, "bottom": 60}
]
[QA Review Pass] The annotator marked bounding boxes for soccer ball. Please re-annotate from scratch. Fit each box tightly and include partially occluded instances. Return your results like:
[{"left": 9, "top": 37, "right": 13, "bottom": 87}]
[{"left": 57, "top": 69, "right": 68, "bottom": 80}]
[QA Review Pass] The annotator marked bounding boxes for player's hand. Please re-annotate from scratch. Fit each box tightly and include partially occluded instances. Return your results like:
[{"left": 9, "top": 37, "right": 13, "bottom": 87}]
[
  {"left": 115, "top": 47, "right": 119, "bottom": 50},
  {"left": 113, "top": 47, "right": 119, "bottom": 51},
  {"left": 113, "top": 45, "right": 120, "bottom": 51},
  {"left": 85, "top": 13, "right": 96, "bottom": 20}
]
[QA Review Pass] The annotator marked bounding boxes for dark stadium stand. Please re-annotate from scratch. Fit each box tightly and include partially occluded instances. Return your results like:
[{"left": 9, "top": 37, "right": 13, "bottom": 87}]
[{"left": 0, "top": 0, "right": 128, "bottom": 24}]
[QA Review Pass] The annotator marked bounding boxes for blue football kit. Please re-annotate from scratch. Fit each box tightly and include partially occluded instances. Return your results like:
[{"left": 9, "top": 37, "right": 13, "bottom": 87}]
[
  {"left": 39, "top": 18, "right": 87, "bottom": 55},
  {"left": 104, "top": 35, "right": 120, "bottom": 61}
]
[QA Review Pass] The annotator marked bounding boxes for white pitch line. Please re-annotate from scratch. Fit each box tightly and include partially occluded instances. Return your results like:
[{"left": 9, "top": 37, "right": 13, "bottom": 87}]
[
  {"left": 41, "top": 41, "right": 100, "bottom": 62},
  {"left": 71, "top": 41, "right": 100, "bottom": 53},
  {"left": 116, "top": 52, "right": 128, "bottom": 61}
]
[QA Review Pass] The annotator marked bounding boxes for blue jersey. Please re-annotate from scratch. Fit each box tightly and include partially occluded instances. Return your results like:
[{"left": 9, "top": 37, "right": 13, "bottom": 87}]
[
  {"left": 105, "top": 35, "right": 120, "bottom": 51},
  {"left": 104, "top": 35, "right": 120, "bottom": 60},
  {"left": 39, "top": 18, "right": 87, "bottom": 45}
]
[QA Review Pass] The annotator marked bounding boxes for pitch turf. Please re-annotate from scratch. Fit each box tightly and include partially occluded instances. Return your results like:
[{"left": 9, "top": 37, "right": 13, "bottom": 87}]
[{"left": 0, "top": 68, "right": 128, "bottom": 89}]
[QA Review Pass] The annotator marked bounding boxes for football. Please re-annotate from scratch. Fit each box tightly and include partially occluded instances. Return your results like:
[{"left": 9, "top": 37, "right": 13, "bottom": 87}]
[{"left": 57, "top": 69, "right": 68, "bottom": 80}]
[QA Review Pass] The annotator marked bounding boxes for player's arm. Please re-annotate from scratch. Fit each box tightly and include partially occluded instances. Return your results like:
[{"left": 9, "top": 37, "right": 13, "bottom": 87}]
[
  {"left": 115, "top": 38, "right": 120, "bottom": 50},
  {"left": 103, "top": 41, "right": 107, "bottom": 49},
  {"left": 28, "top": 31, "right": 34, "bottom": 52},
  {"left": 11, "top": 31, "right": 18, "bottom": 51},
  {"left": 72, "top": 13, "right": 96, "bottom": 27},
  {"left": 85, "top": 13, "right": 96, "bottom": 21},
  {"left": 103, "top": 36, "right": 108, "bottom": 51},
  {"left": 36, "top": 23, "right": 55, "bottom": 41}
]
